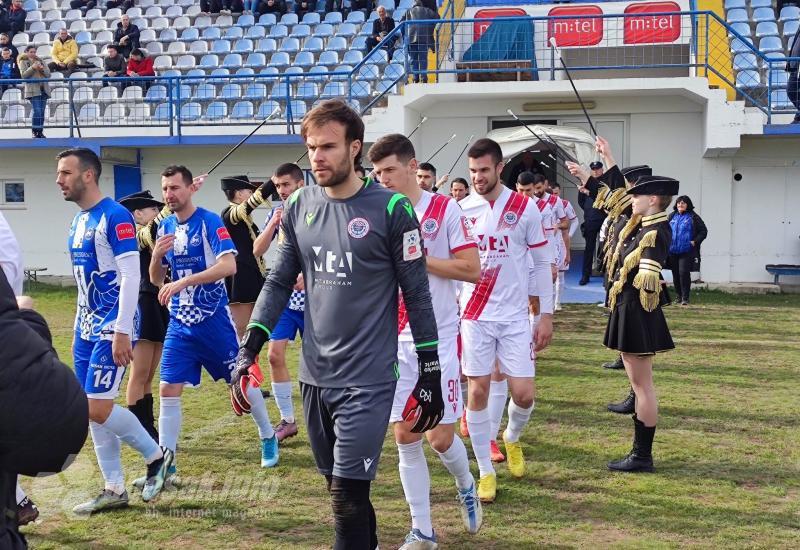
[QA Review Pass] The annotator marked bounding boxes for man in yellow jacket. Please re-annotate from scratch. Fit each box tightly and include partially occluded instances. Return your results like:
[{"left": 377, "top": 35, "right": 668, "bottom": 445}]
[{"left": 48, "top": 28, "right": 79, "bottom": 76}]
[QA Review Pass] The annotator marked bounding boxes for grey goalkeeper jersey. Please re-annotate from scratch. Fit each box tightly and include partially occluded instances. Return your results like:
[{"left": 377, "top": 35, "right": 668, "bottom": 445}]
[{"left": 251, "top": 179, "right": 438, "bottom": 388}]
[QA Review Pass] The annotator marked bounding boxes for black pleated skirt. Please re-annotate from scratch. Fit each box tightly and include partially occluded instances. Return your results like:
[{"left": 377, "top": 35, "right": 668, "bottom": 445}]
[
  {"left": 604, "top": 287, "right": 674, "bottom": 354},
  {"left": 138, "top": 291, "right": 170, "bottom": 343},
  {"left": 225, "top": 263, "right": 266, "bottom": 304}
]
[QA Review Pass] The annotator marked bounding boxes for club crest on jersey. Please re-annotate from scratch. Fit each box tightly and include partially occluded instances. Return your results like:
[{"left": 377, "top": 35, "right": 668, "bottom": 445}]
[
  {"left": 503, "top": 211, "right": 519, "bottom": 226},
  {"left": 216, "top": 227, "right": 231, "bottom": 241},
  {"left": 190, "top": 233, "right": 201, "bottom": 247},
  {"left": 115, "top": 223, "right": 135, "bottom": 241},
  {"left": 421, "top": 218, "right": 439, "bottom": 237},
  {"left": 83, "top": 228, "right": 94, "bottom": 241},
  {"left": 347, "top": 217, "right": 370, "bottom": 239}
]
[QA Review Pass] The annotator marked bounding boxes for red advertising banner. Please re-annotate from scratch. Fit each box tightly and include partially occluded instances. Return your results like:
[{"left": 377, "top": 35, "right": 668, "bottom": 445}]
[
  {"left": 473, "top": 8, "right": 527, "bottom": 41},
  {"left": 547, "top": 5, "right": 604, "bottom": 47},
  {"left": 623, "top": 1, "right": 681, "bottom": 44}
]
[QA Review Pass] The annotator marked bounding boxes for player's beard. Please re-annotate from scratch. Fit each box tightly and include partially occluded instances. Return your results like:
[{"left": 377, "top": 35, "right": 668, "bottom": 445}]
[
  {"left": 314, "top": 155, "right": 352, "bottom": 189},
  {"left": 62, "top": 177, "right": 86, "bottom": 203},
  {"left": 475, "top": 174, "right": 498, "bottom": 196}
]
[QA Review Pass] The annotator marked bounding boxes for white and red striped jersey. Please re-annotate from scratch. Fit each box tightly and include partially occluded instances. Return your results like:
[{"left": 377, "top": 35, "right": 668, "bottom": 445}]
[
  {"left": 459, "top": 186, "right": 548, "bottom": 322},
  {"left": 561, "top": 198, "right": 577, "bottom": 222},
  {"left": 399, "top": 191, "right": 477, "bottom": 341}
]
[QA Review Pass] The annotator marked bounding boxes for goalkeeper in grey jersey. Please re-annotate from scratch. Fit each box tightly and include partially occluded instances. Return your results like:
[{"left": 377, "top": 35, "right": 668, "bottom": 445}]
[{"left": 230, "top": 100, "right": 443, "bottom": 550}]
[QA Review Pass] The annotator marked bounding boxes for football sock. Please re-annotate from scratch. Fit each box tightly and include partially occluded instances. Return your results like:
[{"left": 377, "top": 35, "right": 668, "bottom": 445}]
[
  {"left": 15, "top": 480, "right": 26, "bottom": 505},
  {"left": 330, "top": 476, "right": 372, "bottom": 550},
  {"left": 90, "top": 420, "right": 125, "bottom": 495},
  {"left": 246, "top": 385, "right": 275, "bottom": 440},
  {"left": 488, "top": 379, "right": 508, "bottom": 440},
  {"left": 504, "top": 400, "right": 535, "bottom": 444},
  {"left": 466, "top": 407, "right": 494, "bottom": 477},
  {"left": 460, "top": 380, "right": 469, "bottom": 409},
  {"left": 103, "top": 404, "right": 162, "bottom": 464},
  {"left": 435, "top": 435, "right": 473, "bottom": 490},
  {"left": 555, "top": 271, "right": 565, "bottom": 307},
  {"left": 271, "top": 381, "right": 295, "bottom": 423},
  {"left": 159, "top": 396, "right": 182, "bottom": 454},
  {"left": 397, "top": 440, "right": 433, "bottom": 538}
]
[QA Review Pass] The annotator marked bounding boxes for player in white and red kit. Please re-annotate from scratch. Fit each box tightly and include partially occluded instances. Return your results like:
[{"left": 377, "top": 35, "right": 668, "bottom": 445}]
[
  {"left": 550, "top": 181, "right": 578, "bottom": 310},
  {"left": 369, "top": 134, "right": 483, "bottom": 549},
  {"left": 459, "top": 139, "right": 554, "bottom": 503}
]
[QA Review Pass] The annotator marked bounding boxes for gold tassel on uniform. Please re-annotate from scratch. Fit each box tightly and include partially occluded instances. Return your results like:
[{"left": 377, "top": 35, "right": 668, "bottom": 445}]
[
  {"left": 593, "top": 185, "right": 610, "bottom": 210},
  {"left": 633, "top": 257, "right": 662, "bottom": 312},
  {"left": 607, "top": 214, "right": 642, "bottom": 281},
  {"left": 608, "top": 229, "right": 657, "bottom": 309},
  {"left": 137, "top": 204, "right": 172, "bottom": 251}
]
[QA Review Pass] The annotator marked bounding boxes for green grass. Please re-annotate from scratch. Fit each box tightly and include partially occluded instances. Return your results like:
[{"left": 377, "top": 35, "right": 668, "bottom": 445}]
[{"left": 20, "top": 285, "right": 800, "bottom": 549}]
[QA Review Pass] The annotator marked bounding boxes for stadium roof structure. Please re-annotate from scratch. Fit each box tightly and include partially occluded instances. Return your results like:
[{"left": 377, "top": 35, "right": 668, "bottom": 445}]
[{"left": 486, "top": 125, "right": 595, "bottom": 166}]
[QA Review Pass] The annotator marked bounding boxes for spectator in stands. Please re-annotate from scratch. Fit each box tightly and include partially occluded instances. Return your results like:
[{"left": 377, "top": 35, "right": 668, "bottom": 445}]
[
  {"left": 126, "top": 48, "right": 154, "bottom": 89},
  {"left": 366, "top": 5, "right": 396, "bottom": 59},
  {"left": 48, "top": 29, "right": 79, "bottom": 77},
  {"left": 294, "top": 0, "right": 312, "bottom": 19},
  {"left": 0, "top": 0, "right": 25, "bottom": 38},
  {"left": 402, "top": 0, "right": 439, "bottom": 84},
  {"left": 350, "top": 0, "right": 371, "bottom": 17},
  {"left": 788, "top": 23, "right": 800, "bottom": 124},
  {"left": 102, "top": 44, "right": 126, "bottom": 88},
  {"left": 18, "top": 45, "right": 50, "bottom": 139},
  {"left": 106, "top": 0, "right": 134, "bottom": 12},
  {"left": 325, "top": 0, "right": 346, "bottom": 12},
  {"left": 0, "top": 46, "right": 19, "bottom": 93},
  {"left": 668, "top": 195, "right": 707, "bottom": 306},
  {"left": 255, "top": 0, "right": 286, "bottom": 18},
  {"left": 449, "top": 177, "right": 469, "bottom": 201},
  {"left": 0, "top": 33, "right": 17, "bottom": 61},
  {"left": 70, "top": 0, "right": 97, "bottom": 16},
  {"left": 113, "top": 14, "right": 140, "bottom": 59}
]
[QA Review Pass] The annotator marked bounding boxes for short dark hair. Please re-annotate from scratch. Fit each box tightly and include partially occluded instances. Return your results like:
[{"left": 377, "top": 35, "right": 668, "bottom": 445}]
[
  {"left": 452, "top": 177, "right": 469, "bottom": 188},
  {"left": 417, "top": 162, "right": 436, "bottom": 175},
  {"left": 517, "top": 171, "right": 536, "bottom": 186},
  {"left": 223, "top": 189, "right": 238, "bottom": 201},
  {"left": 532, "top": 174, "right": 547, "bottom": 185},
  {"left": 368, "top": 133, "right": 416, "bottom": 164},
  {"left": 673, "top": 195, "right": 694, "bottom": 211},
  {"left": 161, "top": 165, "right": 193, "bottom": 185},
  {"left": 550, "top": 182, "right": 561, "bottom": 189},
  {"left": 107, "top": 44, "right": 118, "bottom": 52},
  {"left": 301, "top": 99, "right": 365, "bottom": 165},
  {"left": 275, "top": 162, "right": 304, "bottom": 182},
  {"left": 467, "top": 138, "right": 503, "bottom": 165},
  {"left": 130, "top": 48, "right": 144, "bottom": 58},
  {"left": 25, "top": 45, "right": 36, "bottom": 52},
  {"left": 56, "top": 148, "right": 102, "bottom": 180}
]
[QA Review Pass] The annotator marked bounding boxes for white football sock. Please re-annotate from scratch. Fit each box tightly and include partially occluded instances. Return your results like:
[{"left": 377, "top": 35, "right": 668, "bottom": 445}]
[
  {"left": 460, "top": 380, "right": 469, "bottom": 410},
  {"left": 488, "top": 379, "right": 508, "bottom": 441},
  {"left": 466, "top": 407, "right": 494, "bottom": 477},
  {"left": 271, "top": 381, "right": 295, "bottom": 423},
  {"left": 435, "top": 435, "right": 473, "bottom": 491},
  {"left": 555, "top": 271, "right": 565, "bottom": 308},
  {"left": 159, "top": 396, "right": 182, "bottom": 454},
  {"left": 103, "top": 404, "right": 162, "bottom": 464},
  {"left": 246, "top": 385, "right": 275, "bottom": 440},
  {"left": 397, "top": 440, "right": 433, "bottom": 538},
  {"left": 90, "top": 421, "right": 125, "bottom": 494},
  {"left": 503, "top": 400, "right": 535, "bottom": 444},
  {"left": 15, "top": 479, "right": 26, "bottom": 505}
]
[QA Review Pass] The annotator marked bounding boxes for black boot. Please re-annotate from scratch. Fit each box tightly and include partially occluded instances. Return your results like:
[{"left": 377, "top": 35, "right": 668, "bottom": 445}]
[
  {"left": 607, "top": 387, "right": 635, "bottom": 414},
  {"left": 608, "top": 415, "right": 655, "bottom": 473},
  {"left": 143, "top": 394, "right": 159, "bottom": 443},
  {"left": 602, "top": 355, "right": 624, "bottom": 370}
]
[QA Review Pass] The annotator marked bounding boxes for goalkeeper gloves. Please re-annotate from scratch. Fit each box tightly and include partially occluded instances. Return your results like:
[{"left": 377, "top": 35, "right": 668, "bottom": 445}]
[
  {"left": 229, "top": 326, "right": 269, "bottom": 416},
  {"left": 402, "top": 348, "right": 444, "bottom": 433}
]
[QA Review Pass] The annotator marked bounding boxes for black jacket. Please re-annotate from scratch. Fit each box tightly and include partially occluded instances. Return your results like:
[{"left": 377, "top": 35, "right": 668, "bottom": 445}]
[
  {"left": 402, "top": 2, "right": 439, "bottom": 47},
  {"left": 0, "top": 271, "right": 89, "bottom": 549},
  {"left": 113, "top": 23, "right": 140, "bottom": 53},
  {"left": 372, "top": 16, "right": 396, "bottom": 40}
]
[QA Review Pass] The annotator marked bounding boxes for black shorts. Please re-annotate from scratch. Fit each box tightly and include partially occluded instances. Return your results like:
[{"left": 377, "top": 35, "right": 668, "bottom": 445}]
[
  {"left": 225, "top": 264, "right": 265, "bottom": 304},
  {"left": 138, "top": 292, "right": 169, "bottom": 343},
  {"left": 301, "top": 381, "right": 396, "bottom": 481},
  {"left": 604, "top": 288, "right": 674, "bottom": 355}
]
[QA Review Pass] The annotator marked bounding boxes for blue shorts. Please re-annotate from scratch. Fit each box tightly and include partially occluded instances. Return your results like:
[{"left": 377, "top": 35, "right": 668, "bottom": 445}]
[
  {"left": 160, "top": 308, "right": 239, "bottom": 386},
  {"left": 73, "top": 338, "right": 127, "bottom": 400},
  {"left": 271, "top": 308, "right": 304, "bottom": 342}
]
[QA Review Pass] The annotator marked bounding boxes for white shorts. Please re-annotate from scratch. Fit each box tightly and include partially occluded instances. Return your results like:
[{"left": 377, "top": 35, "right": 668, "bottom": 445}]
[
  {"left": 554, "top": 235, "right": 568, "bottom": 271},
  {"left": 460, "top": 319, "right": 535, "bottom": 378},
  {"left": 391, "top": 336, "right": 462, "bottom": 424}
]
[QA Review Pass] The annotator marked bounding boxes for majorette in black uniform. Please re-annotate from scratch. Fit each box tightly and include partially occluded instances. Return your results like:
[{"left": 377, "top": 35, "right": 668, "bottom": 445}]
[
  {"left": 220, "top": 175, "right": 273, "bottom": 304},
  {"left": 602, "top": 175, "right": 678, "bottom": 473},
  {"left": 119, "top": 190, "right": 171, "bottom": 442}
]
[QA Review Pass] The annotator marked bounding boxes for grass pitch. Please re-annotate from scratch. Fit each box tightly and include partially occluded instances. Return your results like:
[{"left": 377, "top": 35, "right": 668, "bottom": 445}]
[{"left": 19, "top": 285, "right": 800, "bottom": 549}]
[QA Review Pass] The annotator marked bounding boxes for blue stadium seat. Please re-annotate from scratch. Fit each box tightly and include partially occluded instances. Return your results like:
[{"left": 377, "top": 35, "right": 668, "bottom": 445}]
[
  {"left": 726, "top": 8, "right": 748, "bottom": 24},
  {"left": 245, "top": 53, "right": 267, "bottom": 68},
  {"left": 346, "top": 11, "right": 365, "bottom": 24},
  {"left": 328, "top": 36, "right": 348, "bottom": 52},
  {"left": 234, "top": 39, "right": 254, "bottom": 53},
  {"left": 153, "top": 102, "right": 171, "bottom": 121},
  {"left": 291, "top": 24, "right": 311, "bottom": 39},
  {"left": 257, "top": 38, "right": 278, "bottom": 53},
  {"left": 223, "top": 53, "right": 244, "bottom": 67},
  {"left": 234, "top": 67, "right": 256, "bottom": 80},
  {"left": 247, "top": 25, "right": 267, "bottom": 39},
  {"left": 769, "top": 69, "right": 788, "bottom": 89},
  {"left": 331, "top": 64, "right": 352, "bottom": 80},
  {"left": 324, "top": 11, "right": 343, "bottom": 24},
  {"left": 244, "top": 82, "right": 269, "bottom": 100},
  {"left": 171, "top": 84, "right": 192, "bottom": 102},
  {"left": 352, "top": 35, "right": 367, "bottom": 50},
  {"left": 314, "top": 23, "right": 334, "bottom": 38},
  {"left": 180, "top": 28, "right": 199, "bottom": 42},
  {"left": 203, "top": 27, "right": 222, "bottom": 40},
  {"left": 231, "top": 101, "right": 255, "bottom": 120},
  {"left": 376, "top": 79, "right": 396, "bottom": 94},
  {"left": 286, "top": 99, "right": 307, "bottom": 119},
  {"left": 302, "top": 12, "right": 321, "bottom": 24},
  {"left": 189, "top": 40, "right": 209, "bottom": 54},
  {"left": 321, "top": 82, "right": 344, "bottom": 98},
  {"left": 759, "top": 36, "right": 783, "bottom": 53},
  {"left": 770, "top": 89, "right": 792, "bottom": 109},
  {"left": 158, "top": 28, "right": 177, "bottom": 43},
  {"left": 185, "top": 68, "right": 206, "bottom": 84},
  {"left": 723, "top": 0, "right": 745, "bottom": 9},
  {"left": 733, "top": 53, "right": 759, "bottom": 70},
  {"left": 398, "top": 0, "right": 413, "bottom": 8},
  {"left": 145, "top": 85, "right": 168, "bottom": 103},
  {"left": 730, "top": 36, "right": 754, "bottom": 54},
  {"left": 220, "top": 83, "right": 242, "bottom": 100},
  {"left": 200, "top": 54, "right": 220, "bottom": 68},
  {"left": 358, "top": 22, "right": 372, "bottom": 36},
  {"left": 211, "top": 68, "right": 231, "bottom": 77},
  {"left": 180, "top": 102, "right": 202, "bottom": 121},
  {"left": 258, "top": 100, "right": 282, "bottom": 118},
  {"left": 280, "top": 37, "right": 301, "bottom": 53},
  {"left": 784, "top": 20, "right": 799, "bottom": 38},
  {"left": 285, "top": 66, "right": 304, "bottom": 75},
  {"left": 270, "top": 81, "right": 292, "bottom": 101},
  {"left": 308, "top": 64, "right": 329, "bottom": 81},
  {"left": 780, "top": 6, "right": 800, "bottom": 22},
  {"left": 337, "top": 22, "right": 358, "bottom": 38},
  {"left": 270, "top": 24, "right": 289, "bottom": 38},
  {"left": 269, "top": 52, "right": 291, "bottom": 68},
  {"left": 319, "top": 50, "right": 339, "bottom": 66},
  {"left": 237, "top": 14, "right": 255, "bottom": 27},
  {"left": 296, "top": 82, "right": 319, "bottom": 100},
  {"left": 75, "top": 31, "right": 92, "bottom": 45},
  {"left": 343, "top": 50, "right": 363, "bottom": 65},
  {"left": 752, "top": 7, "right": 775, "bottom": 23},
  {"left": 194, "top": 15, "right": 213, "bottom": 30},
  {"left": 750, "top": 0, "right": 772, "bottom": 8},
  {"left": 224, "top": 26, "right": 245, "bottom": 39},
  {"left": 755, "top": 22, "right": 779, "bottom": 38},
  {"left": 372, "top": 49, "right": 388, "bottom": 63},
  {"left": 259, "top": 13, "right": 277, "bottom": 25},
  {"left": 294, "top": 50, "right": 316, "bottom": 68},
  {"left": 728, "top": 22, "right": 752, "bottom": 38},
  {"left": 393, "top": 8, "right": 407, "bottom": 20},
  {"left": 384, "top": 63, "right": 404, "bottom": 81},
  {"left": 349, "top": 81, "right": 371, "bottom": 99},
  {"left": 302, "top": 36, "right": 324, "bottom": 53},
  {"left": 176, "top": 55, "right": 196, "bottom": 69},
  {"left": 281, "top": 13, "right": 299, "bottom": 25},
  {"left": 192, "top": 83, "right": 217, "bottom": 102},
  {"left": 260, "top": 67, "right": 280, "bottom": 76},
  {"left": 735, "top": 69, "right": 761, "bottom": 88},
  {"left": 357, "top": 63, "right": 380, "bottom": 81}
]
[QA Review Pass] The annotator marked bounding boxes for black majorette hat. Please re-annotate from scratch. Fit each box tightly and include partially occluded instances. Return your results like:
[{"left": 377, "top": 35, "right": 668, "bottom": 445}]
[
  {"left": 626, "top": 175, "right": 679, "bottom": 197},
  {"left": 221, "top": 175, "right": 257, "bottom": 191},
  {"left": 620, "top": 165, "right": 652, "bottom": 185},
  {"left": 119, "top": 190, "right": 164, "bottom": 211}
]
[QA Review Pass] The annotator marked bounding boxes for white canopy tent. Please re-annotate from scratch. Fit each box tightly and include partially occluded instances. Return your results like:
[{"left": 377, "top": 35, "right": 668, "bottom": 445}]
[{"left": 486, "top": 125, "right": 596, "bottom": 167}]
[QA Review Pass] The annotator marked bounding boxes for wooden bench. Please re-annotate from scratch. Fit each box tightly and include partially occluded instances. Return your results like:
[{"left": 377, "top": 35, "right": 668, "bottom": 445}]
[
  {"left": 765, "top": 264, "right": 800, "bottom": 284},
  {"left": 455, "top": 61, "right": 537, "bottom": 82},
  {"left": 24, "top": 267, "right": 47, "bottom": 291}
]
